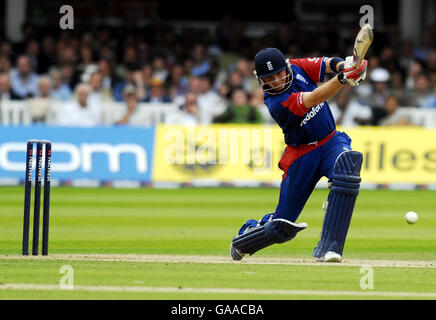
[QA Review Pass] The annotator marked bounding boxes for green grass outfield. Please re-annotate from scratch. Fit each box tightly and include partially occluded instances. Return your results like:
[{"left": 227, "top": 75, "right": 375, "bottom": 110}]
[{"left": 0, "top": 186, "right": 435, "bottom": 300}]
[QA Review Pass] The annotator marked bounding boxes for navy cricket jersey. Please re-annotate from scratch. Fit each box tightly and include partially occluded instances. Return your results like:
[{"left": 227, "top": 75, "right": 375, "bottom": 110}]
[{"left": 264, "top": 57, "right": 336, "bottom": 146}]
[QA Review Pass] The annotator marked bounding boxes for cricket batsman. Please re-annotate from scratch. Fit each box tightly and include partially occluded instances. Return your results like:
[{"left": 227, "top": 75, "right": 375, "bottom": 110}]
[{"left": 230, "top": 48, "right": 367, "bottom": 262}]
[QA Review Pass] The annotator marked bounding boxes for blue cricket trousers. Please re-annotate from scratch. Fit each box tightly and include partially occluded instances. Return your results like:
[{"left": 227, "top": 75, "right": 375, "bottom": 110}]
[{"left": 238, "top": 131, "right": 352, "bottom": 235}]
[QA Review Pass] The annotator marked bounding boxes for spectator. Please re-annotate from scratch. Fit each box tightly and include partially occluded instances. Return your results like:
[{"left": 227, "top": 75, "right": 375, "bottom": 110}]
[
  {"left": 405, "top": 61, "right": 423, "bottom": 90},
  {"left": 10, "top": 55, "right": 39, "bottom": 98},
  {"left": 113, "top": 64, "right": 146, "bottom": 102},
  {"left": 183, "top": 58, "right": 194, "bottom": 78},
  {"left": 368, "top": 68, "right": 391, "bottom": 109},
  {"left": 138, "top": 42, "right": 150, "bottom": 65},
  {"left": 151, "top": 56, "right": 169, "bottom": 82},
  {"left": 58, "top": 46, "right": 77, "bottom": 66},
  {"left": 16, "top": 21, "right": 36, "bottom": 53},
  {"left": 122, "top": 46, "right": 138, "bottom": 68},
  {"left": 167, "top": 64, "right": 189, "bottom": 104},
  {"left": 78, "top": 46, "right": 98, "bottom": 83},
  {"left": 115, "top": 85, "right": 149, "bottom": 126},
  {"left": 354, "top": 55, "right": 379, "bottom": 102},
  {"left": 141, "top": 64, "right": 153, "bottom": 97},
  {"left": 389, "top": 71, "right": 408, "bottom": 105},
  {"left": 249, "top": 87, "right": 274, "bottom": 124},
  {"left": 60, "top": 62, "right": 79, "bottom": 91},
  {"left": 429, "top": 71, "right": 436, "bottom": 89},
  {"left": 329, "top": 87, "right": 372, "bottom": 127},
  {"left": 49, "top": 68, "right": 72, "bottom": 101},
  {"left": 424, "top": 85, "right": 436, "bottom": 109},
  {"left": 190, "top": 44, "right": 210, "bottom": 77},
  {"left": 235, "top": 58, "right": 258, "bottom": 93},
  {"left": 220, "top": 70, "right": 244, "bottom": 100},
  {"left": 427, "top": 50, "right": 436, "bottom": 71},
  {"left": 27, "top": 76, "right": 53, "bottom": 123},
  {"left": 144, "top": 78, "right": 172, "bottom": 103},
  {"left": 0, "top": 17, "right": 434, "bottom": 128},
  {"left": 38, "top": 35, "right": 57, "bottom": 74},
  {"left": 25, "top": 40, "right": 40, "bottom": 74},
  {"left": 0, "top": 72, "right": 22, "bottom": 101},
  {"left": 213, "top": 89, "right": 263, "bottom": 124},
  {"left": 88, "top": 71, "right": 113, "bottom": 106},
  {"left": 249, "top": 87, "right": 265, "bottom": 107},
  {"left": 0, "top": 41, "right": 13, "bottom": 58},
  {"left": 99, "top": 44, "right": 115, "bottom": 62},
  {"left": 0, "top": 54, "right": 12, "bottom": 73},
  {"left": 194, "top": 75, "right": 227, "bottom": 124},
  {"left": 409, "top": 74, "right": 432, "bottom": 108},
  {"left": 414, "top": 28, "right": 433, "bottom": 63},
  {"left": 379, "top": 95, "right": 413, "bottom": 126},
  {"left": 57, "top": 83, "right": 101, "bottom": 127},
  {"left": 165, "top": 92, "right": 200, "bottom": 125},
  {"left": 98, "top": 58, "right": 119, "bottom": 93},
  {"left": 188, "top": 76, "right": 202, "bottom": 96},
  {"left": 379, "top": 46, "right": 398, "bottom": 73}
]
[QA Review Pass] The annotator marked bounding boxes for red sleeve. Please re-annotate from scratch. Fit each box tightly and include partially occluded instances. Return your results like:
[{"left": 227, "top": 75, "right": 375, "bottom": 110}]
[
  {"left": 281, "top": 92, "right": 307, "bottom": 117},
  {"left": 290, "top": 57, "right": 326, "bottom": 83}
]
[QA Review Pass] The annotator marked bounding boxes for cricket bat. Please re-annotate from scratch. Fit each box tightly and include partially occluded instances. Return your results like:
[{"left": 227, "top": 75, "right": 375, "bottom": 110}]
[{"left": 353, "top": 23, "right": 373, "bottom": 67}]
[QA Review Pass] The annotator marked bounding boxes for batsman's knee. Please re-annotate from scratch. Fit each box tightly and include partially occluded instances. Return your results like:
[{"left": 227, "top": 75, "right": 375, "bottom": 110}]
[{"left": 331, "top": 151, "right": 363, "bottom": 195}]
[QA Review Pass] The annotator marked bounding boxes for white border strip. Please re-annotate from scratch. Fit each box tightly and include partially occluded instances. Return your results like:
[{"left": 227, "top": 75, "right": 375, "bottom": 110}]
[
  {"left": 1, "top": 254, "right": 435, "bottom": 268},
  {"left": 1, "top": 283, "right": 436, "bottom": 298}
]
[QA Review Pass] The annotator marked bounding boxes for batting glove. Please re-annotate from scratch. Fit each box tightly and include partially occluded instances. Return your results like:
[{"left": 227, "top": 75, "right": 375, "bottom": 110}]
[{"left": 343, "top": 56, "right": 368, "bottom": 86}]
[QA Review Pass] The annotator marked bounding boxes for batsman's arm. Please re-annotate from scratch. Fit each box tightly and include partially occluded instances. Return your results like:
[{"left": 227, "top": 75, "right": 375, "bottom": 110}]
[{"left": 302, "top": 74, "right": 345, "bottom": 109}]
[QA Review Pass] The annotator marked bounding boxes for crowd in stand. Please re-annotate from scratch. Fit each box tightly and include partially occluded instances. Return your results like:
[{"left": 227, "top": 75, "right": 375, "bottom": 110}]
[{"left": 0, "top": 19, "right": 435, "bottom": 127}]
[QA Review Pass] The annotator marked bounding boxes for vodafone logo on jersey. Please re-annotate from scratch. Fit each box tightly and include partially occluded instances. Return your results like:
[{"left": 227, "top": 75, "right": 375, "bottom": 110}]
[{"left": 300, "top": 103, "right": 324, "bottom": 126}]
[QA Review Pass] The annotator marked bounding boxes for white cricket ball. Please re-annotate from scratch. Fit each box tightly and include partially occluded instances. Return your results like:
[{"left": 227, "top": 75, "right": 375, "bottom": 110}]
[{"left": 405, "top": 211, "right": 418, "bottom": 224}]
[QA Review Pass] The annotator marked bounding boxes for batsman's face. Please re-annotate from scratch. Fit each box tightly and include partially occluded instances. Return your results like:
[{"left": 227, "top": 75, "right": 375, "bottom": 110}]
[{"left": 263, "top": 70, "right": 287, "bottom": 90}]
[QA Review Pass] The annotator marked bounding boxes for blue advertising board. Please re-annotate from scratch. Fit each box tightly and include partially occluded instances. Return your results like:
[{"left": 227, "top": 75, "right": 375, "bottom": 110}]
[{"left": 0, "top": 125, "right": 155, "bottom": 183}]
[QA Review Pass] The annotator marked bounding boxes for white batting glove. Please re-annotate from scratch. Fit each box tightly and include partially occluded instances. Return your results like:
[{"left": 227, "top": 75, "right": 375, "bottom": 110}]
[{"left": 343, "top": 56, "right": 368, "bottom": 86}]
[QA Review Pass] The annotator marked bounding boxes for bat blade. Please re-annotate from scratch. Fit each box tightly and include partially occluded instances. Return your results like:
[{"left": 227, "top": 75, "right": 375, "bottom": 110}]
[{"left": 353, "top": 23, "right": 373, "bottom": 67}]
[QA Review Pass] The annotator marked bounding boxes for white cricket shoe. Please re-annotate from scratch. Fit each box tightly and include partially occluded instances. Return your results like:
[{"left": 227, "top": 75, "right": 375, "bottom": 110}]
[{"left": 317, "top": 251, "right": 342, "bottom": 263}]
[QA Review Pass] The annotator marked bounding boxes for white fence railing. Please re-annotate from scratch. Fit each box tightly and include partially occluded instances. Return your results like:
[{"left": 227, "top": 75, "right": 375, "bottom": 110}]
[
  {"left": 97, "top": 102, "right": 180, "bottom": 126},
  {"left": 0, "top": 101, "right": 32, "bottom": 125},
  {"left": 395, "top": 107, "right": 436, "bottom": 127},
  {"left": 2, "top": 100, "right": 436, "bottom": 127},
  {"left": 0, "top": 100, "right": 181, "bottom": 127}
]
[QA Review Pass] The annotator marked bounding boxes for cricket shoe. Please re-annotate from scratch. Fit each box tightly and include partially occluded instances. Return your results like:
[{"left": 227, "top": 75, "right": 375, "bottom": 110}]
[
  {"left": 230, "top": 226, "right": 256, "bottom": 261},
  {"left": 230, "top": 242, "right": 245, "bottom": 261},
  {"left": 316, "top": 251, "right": 342, "bottom": 263}
]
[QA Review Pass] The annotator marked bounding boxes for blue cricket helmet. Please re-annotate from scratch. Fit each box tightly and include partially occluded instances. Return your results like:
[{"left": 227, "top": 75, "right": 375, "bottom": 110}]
[
  {"left": 254, "top": 48, "right": 293, "bottom": 95},
  {"left": 254, "top": 48, "right": 287, "bottom": 79}
]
